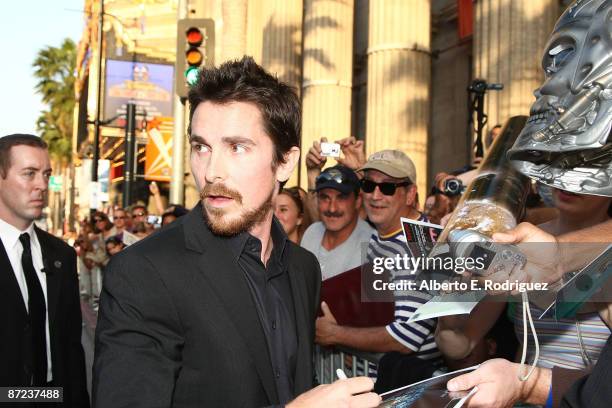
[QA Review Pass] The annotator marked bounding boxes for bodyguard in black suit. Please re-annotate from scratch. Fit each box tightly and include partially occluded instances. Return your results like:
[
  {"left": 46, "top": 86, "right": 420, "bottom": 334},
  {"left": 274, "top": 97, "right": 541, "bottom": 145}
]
[
  {"left": 93, "top": 57, "right": 380, "bottom": 408},
  {"left": 0, "top": 134, "right": 89, "bottom": 407}
]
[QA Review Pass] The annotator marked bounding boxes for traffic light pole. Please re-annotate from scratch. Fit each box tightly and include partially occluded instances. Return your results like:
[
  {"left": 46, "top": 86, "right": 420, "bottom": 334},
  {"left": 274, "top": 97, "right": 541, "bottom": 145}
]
[
  {"left": 170, "top": 96, "right": 186, "bottom": 206},
  {"left": 170, "top": 0, "right": 188, "bottom": 206},
  {"left": 122, "top": 103, "right": 137, "bottom": 208},
  {"left": 92, "top": 0, "right": 104, "bottom": 185}
]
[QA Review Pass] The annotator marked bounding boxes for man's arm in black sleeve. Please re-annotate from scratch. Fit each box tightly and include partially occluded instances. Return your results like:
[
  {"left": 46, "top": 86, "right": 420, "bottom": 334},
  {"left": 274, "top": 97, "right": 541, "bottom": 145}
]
[
  {"left": 92, "top": 251, "right": 184, "bottom": 408},
  {"left": 66, "top": 247, "right": 90, "bottom": 407}
]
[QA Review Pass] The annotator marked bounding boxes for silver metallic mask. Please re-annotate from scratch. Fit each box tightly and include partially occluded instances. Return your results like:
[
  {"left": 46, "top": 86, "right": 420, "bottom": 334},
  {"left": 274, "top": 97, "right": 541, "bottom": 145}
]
[{"left": 508, "top": 0, "right": 612, "bottom": 197}]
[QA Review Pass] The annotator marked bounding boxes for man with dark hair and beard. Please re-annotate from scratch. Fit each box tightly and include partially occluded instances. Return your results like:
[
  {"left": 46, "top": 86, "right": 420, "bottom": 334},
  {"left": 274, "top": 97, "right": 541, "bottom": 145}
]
[{"left": 93, "top": 57, "right": 380, "bottom": 408}]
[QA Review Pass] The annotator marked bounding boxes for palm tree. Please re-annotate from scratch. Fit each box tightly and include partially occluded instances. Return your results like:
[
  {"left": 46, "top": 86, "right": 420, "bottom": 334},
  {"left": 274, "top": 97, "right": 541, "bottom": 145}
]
[{"left": 32, "top": 38, "right": 77, "bottom": 163}]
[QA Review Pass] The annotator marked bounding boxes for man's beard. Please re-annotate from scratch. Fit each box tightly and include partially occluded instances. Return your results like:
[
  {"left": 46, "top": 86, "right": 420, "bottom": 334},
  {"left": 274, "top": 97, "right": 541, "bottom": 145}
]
[{"left": 200, "top": 182, "right": 274, "bottom": 237}]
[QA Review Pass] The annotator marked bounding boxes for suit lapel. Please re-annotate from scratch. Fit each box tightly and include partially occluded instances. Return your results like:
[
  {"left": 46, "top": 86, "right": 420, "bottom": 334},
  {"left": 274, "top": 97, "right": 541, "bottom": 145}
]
[
  {"left": 183, "top": 208, "right": 279, "bottom": 403},
  {"left": 0, "top": 239, "right": 28, "bottom": 317},
  {"left": 286, "top": 249, "right": 312, "bottom": 393},
  {"left": 35, "top": 228, "right": 61, "bottom": 327}
]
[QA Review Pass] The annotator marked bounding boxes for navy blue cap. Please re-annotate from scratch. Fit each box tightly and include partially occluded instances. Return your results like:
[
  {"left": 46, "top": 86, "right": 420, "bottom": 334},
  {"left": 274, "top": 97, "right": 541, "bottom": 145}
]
[{"left": 315, "top": 165, "right": 360, "bottom": 195}]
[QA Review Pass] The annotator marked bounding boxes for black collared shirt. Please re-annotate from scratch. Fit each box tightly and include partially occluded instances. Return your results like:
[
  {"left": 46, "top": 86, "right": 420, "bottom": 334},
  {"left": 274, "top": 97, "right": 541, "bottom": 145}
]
[{"left": 227, "top": 219, "right": 298, "bottom": 405}]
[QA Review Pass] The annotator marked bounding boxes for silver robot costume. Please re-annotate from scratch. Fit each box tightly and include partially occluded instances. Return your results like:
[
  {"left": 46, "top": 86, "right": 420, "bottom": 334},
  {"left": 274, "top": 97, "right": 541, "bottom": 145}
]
[{"left": 508, "top": 0, "right": 612, "bottom": 197}]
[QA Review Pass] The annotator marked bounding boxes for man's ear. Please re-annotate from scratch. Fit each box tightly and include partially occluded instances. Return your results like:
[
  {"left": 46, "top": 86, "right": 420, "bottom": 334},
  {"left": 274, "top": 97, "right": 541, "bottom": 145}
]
[
  {"left": 276, "top": 146, "right": 300, "bottom": 183},
  {"left": 405, "top": 184, "right": 418, "bottom": 206}
]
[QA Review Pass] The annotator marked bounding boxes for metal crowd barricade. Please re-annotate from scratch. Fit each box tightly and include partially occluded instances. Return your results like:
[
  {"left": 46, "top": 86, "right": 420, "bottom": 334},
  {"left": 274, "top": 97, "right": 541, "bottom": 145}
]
[{"left": 315, "top": 345, "right": 382, "bottom": 384}]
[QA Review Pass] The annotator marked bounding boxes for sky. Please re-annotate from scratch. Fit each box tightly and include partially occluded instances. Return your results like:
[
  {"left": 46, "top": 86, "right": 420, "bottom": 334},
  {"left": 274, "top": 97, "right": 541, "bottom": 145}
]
[{"left": 0, "top": 1, "right": 85, "bottom": 136}]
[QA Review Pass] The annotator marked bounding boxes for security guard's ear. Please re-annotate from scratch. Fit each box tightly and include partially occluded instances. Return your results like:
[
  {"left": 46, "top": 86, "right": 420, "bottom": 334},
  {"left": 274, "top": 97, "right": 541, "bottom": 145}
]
[{"left": 276, "top": 146, "right": 300, "bottom": 183}]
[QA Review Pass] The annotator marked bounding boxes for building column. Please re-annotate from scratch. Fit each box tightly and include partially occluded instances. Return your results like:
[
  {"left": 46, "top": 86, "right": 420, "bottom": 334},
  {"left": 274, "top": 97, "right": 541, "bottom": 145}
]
[
  {"left": 221, "top": 0, "right": 248, "bottom": 62},
  {"left": 366, "top": 0, "right": 431, "bottom": 196},
  {"left": 474, "top": 0, "right": 558, "bottom": 136},
  {"left": 259, "top": 0, "right": 303, "bottom": 186},
  {"left": 351, "top": 0, "right": 369, "bottom": 141},
  {"left": 300, "top": 0, "right": 354, "bottom": 187},
  {"left": 261, "top": 0, "right": 303, "bottom": 91}
]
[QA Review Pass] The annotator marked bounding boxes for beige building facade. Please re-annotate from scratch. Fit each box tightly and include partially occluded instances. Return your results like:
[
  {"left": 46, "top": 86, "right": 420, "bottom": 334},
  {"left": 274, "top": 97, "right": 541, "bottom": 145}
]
[
  {"left": 73, "top": 0, "right": 563, "bottom": 214},
  {"left": 186, "top": 0, "right": 561, "bottom": 204}
]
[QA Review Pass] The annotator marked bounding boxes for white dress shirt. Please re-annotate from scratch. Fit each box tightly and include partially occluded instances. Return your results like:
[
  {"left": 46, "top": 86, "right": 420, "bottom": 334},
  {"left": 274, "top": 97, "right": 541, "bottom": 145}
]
[{"left": 0, "top": 217, "right": 53, "bottom": 382}]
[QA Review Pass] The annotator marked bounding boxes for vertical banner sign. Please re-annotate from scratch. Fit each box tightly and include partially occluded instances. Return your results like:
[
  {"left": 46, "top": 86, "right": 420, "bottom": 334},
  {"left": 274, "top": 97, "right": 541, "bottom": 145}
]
[
  {"left": 458, "top": 0, "right": 474, "bottom": 40},
  {"left": 144, "top": 117, "right": 174, "bottom": 181}
]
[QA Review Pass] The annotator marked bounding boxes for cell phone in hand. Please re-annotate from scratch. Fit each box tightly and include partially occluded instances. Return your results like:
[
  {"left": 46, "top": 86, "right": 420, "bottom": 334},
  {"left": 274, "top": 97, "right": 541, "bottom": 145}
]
[
  {"left": 320, "top": 142, "right": 340, "bottom": 158},
  {"left": 147, "top": 215, "right": 161, "bottom": 225}
]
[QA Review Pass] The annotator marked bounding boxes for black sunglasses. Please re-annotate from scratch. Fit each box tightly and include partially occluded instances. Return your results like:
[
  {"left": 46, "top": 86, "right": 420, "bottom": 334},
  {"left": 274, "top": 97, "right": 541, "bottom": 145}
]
[{"left": 360, "top": 179, "right": 412, "bottom": 196}]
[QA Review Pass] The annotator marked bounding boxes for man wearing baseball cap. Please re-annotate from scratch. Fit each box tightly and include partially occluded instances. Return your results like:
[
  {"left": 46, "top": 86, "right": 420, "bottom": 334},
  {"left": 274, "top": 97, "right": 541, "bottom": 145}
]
[
  {"left": 301, "top": 165, "right": 373, "bottom": 281},
  {"left": 316, "top": 150, "right": 441, "bottom": 389}
]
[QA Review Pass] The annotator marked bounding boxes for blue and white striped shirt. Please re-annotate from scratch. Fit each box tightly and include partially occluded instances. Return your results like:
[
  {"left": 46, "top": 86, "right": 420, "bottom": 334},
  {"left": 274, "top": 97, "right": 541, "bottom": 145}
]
[{"left": 366, "top": 215, "right": 442, "bottom": 363}]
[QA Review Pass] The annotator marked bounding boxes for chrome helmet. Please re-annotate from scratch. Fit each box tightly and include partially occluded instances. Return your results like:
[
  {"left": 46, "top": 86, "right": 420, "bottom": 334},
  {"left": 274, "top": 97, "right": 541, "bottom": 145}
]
[{"left": 508, "top": 0, "right": 612, "bottom": 196}]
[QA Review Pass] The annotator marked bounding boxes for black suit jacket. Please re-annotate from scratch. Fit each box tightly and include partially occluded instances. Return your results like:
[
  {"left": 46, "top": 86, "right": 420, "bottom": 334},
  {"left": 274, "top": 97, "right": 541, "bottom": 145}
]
[
  {"left": 0, "top": 226, "right": 89, "bottom": 407},
  {"left": 93, "top": 207, "right": 321, "bottom": 408}
]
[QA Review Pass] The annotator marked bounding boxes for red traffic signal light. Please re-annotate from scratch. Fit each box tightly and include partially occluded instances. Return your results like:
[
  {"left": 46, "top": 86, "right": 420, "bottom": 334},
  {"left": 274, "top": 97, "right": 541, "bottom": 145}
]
[{"left": 186, "top": 27, "right": 203, "bottom": 46}]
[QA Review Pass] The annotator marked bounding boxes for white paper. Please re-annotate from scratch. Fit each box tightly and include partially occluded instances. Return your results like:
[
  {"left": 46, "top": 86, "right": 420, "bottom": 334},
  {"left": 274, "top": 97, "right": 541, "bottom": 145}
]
[{"left": 408, "top": 292, "right": 485, "bottom": 323}]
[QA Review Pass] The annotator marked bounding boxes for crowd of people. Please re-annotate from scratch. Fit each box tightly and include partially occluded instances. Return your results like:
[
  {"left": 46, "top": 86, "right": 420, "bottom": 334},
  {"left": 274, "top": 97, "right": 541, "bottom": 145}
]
[
  {"left": 267, "top": 131, "right": 611, "bottom": 397},
  {"left": 275, "top": 136, "right": 612, "bottom": 407},
  {"left": 1, "top": 8, "right": 610, "bottom": 403},
  {"left": 74, "top": 57, "right": 610, "bottom": 406},
  {"left": 65, "top": 124, "right": 609, "bottom": 407},
  {"left": 71, "top": 201, "right": 188, "bottom": 307}
]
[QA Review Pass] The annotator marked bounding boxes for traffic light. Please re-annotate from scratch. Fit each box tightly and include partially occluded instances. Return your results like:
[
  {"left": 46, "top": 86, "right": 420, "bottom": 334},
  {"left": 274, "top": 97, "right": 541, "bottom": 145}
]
[{"left": 175, "top": 19, "right": 215, "bottom": 98}]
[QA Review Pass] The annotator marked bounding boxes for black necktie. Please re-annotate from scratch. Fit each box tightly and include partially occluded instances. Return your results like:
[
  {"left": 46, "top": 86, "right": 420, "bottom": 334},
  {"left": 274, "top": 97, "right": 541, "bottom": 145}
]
[{"left": 19, "top": 233, "right": 47, "bottom": 385}]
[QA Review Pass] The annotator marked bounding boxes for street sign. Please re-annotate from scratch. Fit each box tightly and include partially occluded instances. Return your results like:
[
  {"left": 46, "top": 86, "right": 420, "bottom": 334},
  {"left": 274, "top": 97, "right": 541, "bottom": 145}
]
[{"left": 49, "top": 175, "right": 63, "bottom": 192}]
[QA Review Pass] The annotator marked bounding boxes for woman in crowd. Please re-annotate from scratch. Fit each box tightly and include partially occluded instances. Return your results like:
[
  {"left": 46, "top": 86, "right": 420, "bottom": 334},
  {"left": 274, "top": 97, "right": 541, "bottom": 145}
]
[
  {"left": 425, "top": 172, "right": 464, "bottom": 225},
  {"left": 274, "top": 186, "right": 307, "bottom": 244},
  {"left": 105, "top": 235, "right": 125, "bottom": 257},
  {"left": 436, "top": 187, "right": 612, "bottom": 371},
  {"left": 511, "top": 188, "right": 612, "bottom": 370},
  {"left": 295, "top": 186, "right": 316, "bottom": 233},
  {"left": 74, "top": 234, "right": 104, "bottom": 304},
  {"left": 92, "top": 211, "right": 117, "bottom": 241}
]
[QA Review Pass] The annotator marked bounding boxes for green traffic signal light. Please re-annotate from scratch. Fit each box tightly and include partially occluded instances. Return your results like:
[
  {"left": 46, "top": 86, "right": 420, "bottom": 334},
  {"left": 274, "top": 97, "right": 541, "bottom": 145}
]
[{"left": 185, "top": 66, "right": 200, "bottom": 86}]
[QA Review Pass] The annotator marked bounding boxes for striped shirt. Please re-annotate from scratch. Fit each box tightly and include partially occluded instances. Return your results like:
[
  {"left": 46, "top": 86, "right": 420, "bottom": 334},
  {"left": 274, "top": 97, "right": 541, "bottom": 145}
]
[
  {"left": 514, "top": 302, "right": 610, "bottom": 369},
  {"left": 366, "top": 216, "right": 441, "bottom": 363}
]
